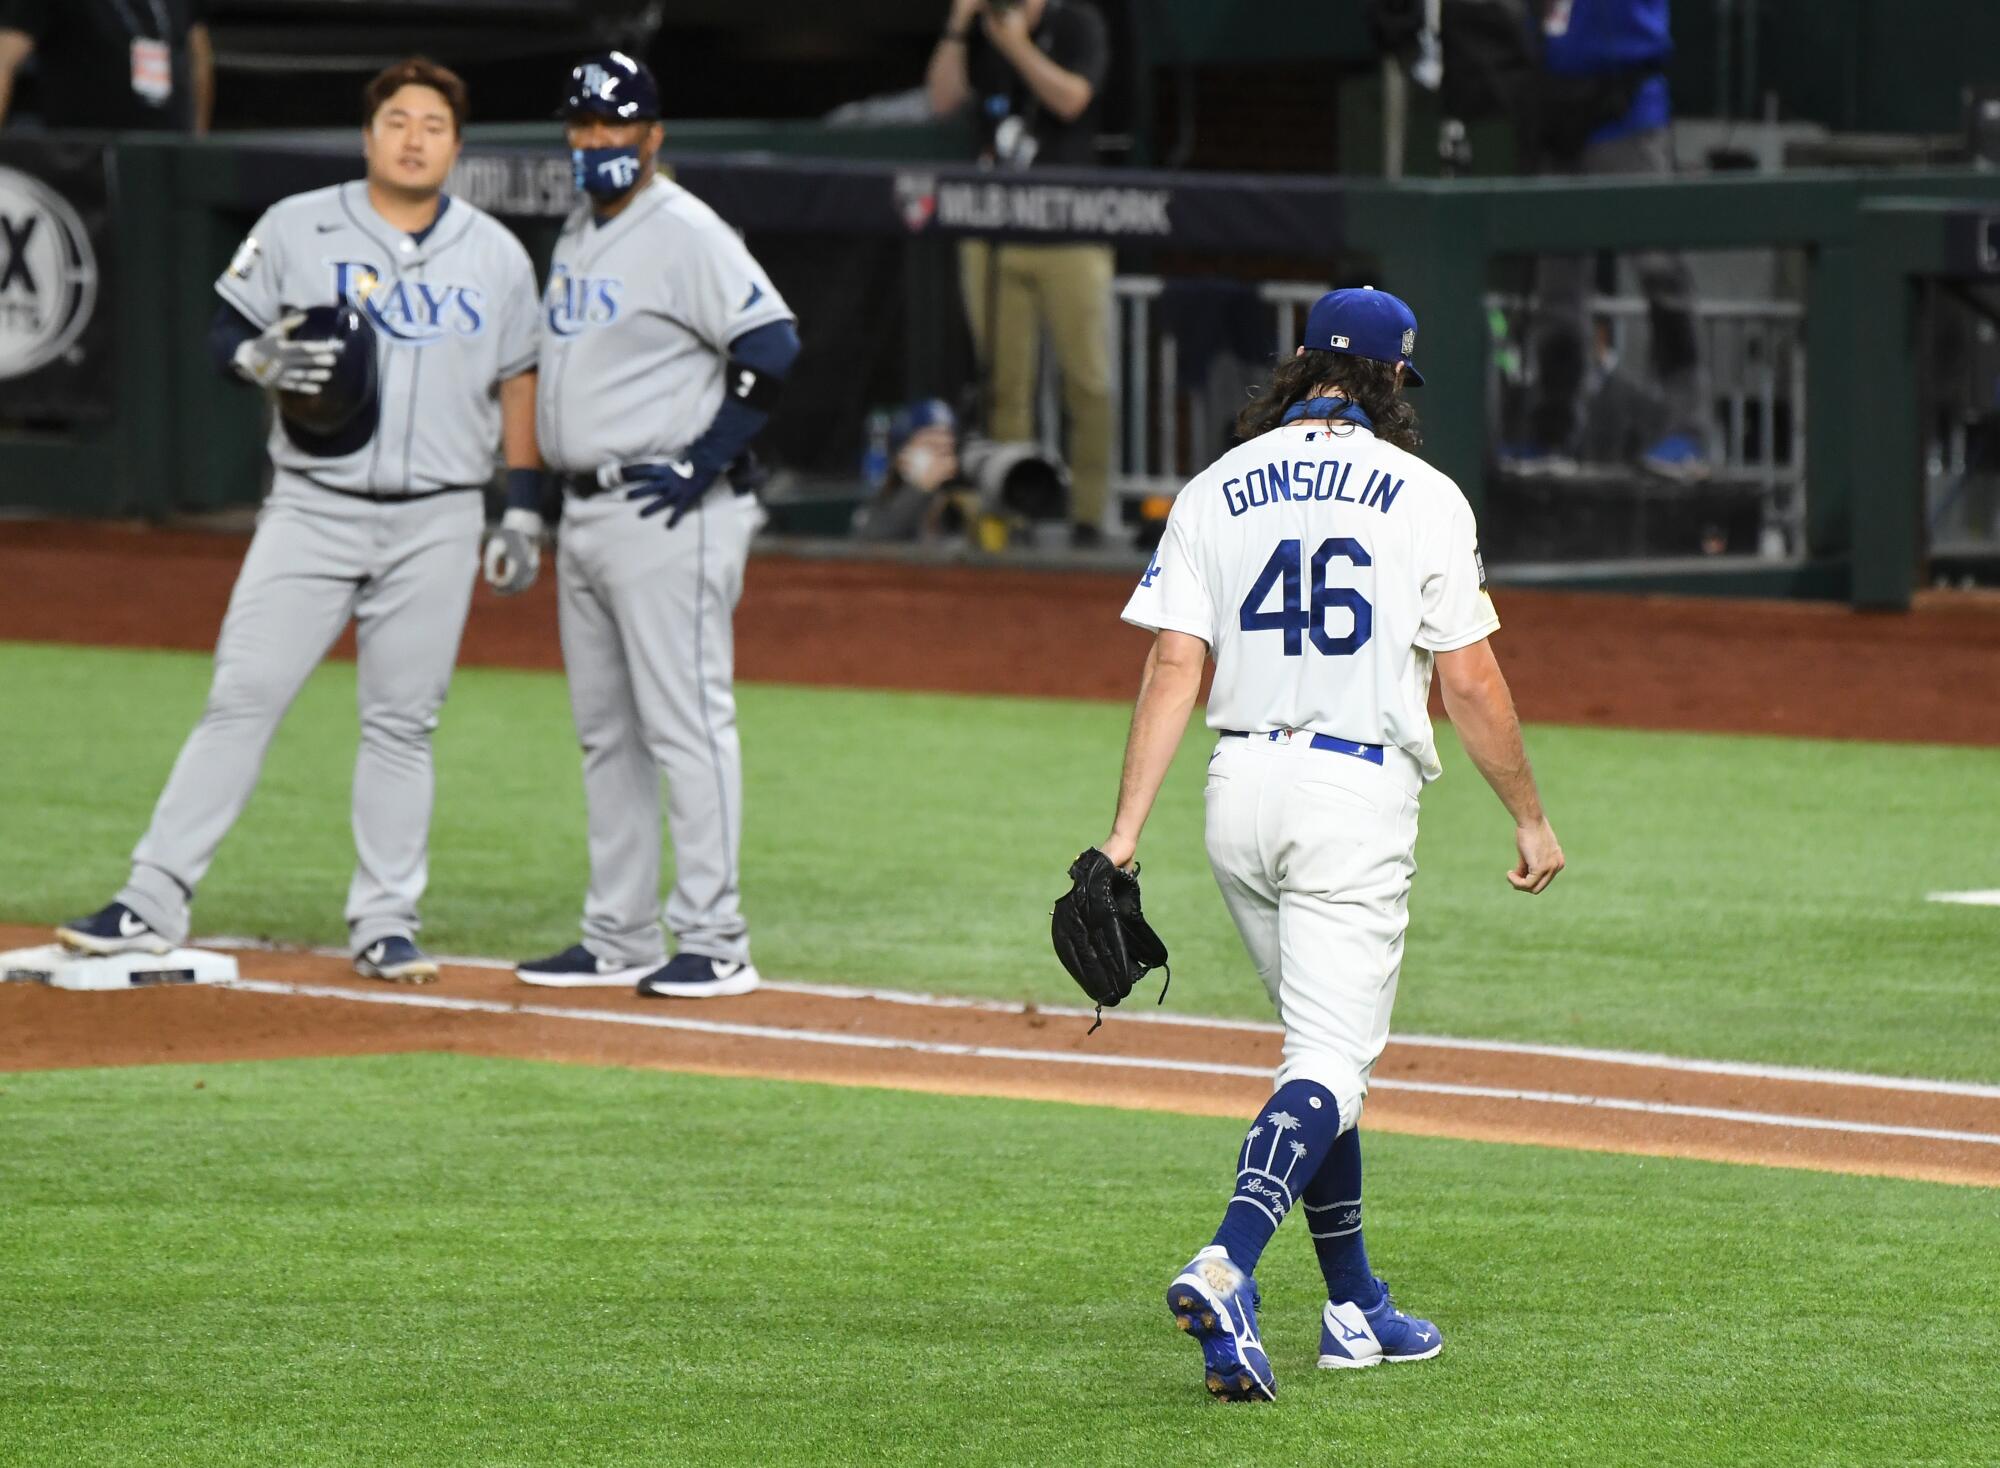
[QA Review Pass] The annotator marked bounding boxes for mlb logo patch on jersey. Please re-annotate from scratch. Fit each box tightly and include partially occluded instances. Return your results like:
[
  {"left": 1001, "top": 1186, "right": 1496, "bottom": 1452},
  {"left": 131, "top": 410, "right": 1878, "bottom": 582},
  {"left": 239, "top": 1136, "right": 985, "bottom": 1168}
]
[{"left": 1474, "top": 545, "right": 1488, "bottom": 590}]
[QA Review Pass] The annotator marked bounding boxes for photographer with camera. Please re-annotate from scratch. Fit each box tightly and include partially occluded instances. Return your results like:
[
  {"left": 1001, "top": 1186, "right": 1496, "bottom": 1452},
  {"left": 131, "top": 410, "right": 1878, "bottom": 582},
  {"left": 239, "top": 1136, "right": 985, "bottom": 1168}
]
[
  {"left": 854, "top": 396, "right": 1070, "bottom": 547},
  {"left": 926, "top": 0, "right": 1115, "bottom": 549}
]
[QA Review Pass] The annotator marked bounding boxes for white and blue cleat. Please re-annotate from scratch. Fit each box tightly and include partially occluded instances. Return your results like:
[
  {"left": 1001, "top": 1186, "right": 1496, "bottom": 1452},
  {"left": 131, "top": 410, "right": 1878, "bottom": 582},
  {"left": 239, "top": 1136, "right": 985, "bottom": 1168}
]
[
  {"left": 1166, "top": 1245, "right": 1276, "bottom": 1402},
  {"left": 634, "top": 953, "right": 760, "bottom": 999},
  {"left": 353, "top": 935, "right": 440, "bottom": 985},
  {"left": 56, "top": 901, "right": 171, "bottom": 957},
  {"left": 515, "top": 943, "right": 659, "bottom": 989},
  {"left": 1317, "top": 1277, "right": 1443, "bottom": 1369}
]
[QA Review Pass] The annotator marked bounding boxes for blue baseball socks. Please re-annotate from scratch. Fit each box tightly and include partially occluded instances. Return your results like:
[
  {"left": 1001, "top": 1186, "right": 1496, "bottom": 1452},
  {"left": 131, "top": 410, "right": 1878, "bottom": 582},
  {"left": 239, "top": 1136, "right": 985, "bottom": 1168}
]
[
  {"left": 1208, "top": 1078, "right": 1344, "bottom": 1274},
  {"left": 1301, "top": 1124, "right": 1382, "bottom": 1307}
]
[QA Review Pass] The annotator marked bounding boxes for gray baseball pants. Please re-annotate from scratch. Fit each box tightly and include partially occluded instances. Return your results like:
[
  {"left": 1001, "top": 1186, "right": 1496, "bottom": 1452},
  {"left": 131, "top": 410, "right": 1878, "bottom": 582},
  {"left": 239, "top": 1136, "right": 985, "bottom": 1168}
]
[
  {"left": 118, "top": 472, "right": 481, "bottom": 952},
  {"left": 554, "top": 484, "right": 762, "bottom": 969}
]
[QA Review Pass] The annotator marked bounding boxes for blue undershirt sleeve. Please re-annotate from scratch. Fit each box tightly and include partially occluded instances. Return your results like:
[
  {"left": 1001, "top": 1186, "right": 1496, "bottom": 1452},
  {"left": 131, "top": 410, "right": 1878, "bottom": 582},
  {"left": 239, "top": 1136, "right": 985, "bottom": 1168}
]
[
  {"left": 208, "top": 301, "right": 260, "bottom": 380},
  {"left": 678, "top": 319, "right": 802, "bottom": 475}
]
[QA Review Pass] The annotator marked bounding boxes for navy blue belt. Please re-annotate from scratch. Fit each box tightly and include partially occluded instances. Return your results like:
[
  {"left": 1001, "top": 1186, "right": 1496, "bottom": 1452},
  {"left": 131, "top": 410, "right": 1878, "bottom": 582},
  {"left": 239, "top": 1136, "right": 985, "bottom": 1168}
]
[
  {"left": 1221, "top": 729, "right": 1385, "bottom": 765},
  {"left": 555, "top": 470, "right": 754, "bottom": 500}
]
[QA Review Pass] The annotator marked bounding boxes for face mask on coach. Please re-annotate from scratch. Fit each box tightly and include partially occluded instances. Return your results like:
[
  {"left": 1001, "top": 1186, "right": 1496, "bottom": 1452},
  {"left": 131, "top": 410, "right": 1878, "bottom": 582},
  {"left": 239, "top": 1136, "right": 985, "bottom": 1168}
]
[{"left": 572, "top": 145, "right": 644, "bottom": 199}]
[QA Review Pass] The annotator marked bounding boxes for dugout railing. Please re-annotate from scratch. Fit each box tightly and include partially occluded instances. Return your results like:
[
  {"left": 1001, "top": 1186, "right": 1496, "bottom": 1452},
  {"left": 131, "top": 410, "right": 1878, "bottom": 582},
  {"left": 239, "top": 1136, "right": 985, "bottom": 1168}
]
[{"left": 1, "top": 131, "right": 1995, "bottom": 609}]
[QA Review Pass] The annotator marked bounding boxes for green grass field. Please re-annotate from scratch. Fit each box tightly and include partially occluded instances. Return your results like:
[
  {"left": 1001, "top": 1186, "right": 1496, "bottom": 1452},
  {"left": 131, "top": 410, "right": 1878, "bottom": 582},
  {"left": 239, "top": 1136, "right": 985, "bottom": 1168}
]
[
  {"left": 4, "top": 1055, "right": 1996, "bottom": 1467},
  {"left": 0, "top": 644, "right": 1992, "bottom": 1080},
  {"left": 3, "top": 641, "right": 1997, "bottom": 1079}
]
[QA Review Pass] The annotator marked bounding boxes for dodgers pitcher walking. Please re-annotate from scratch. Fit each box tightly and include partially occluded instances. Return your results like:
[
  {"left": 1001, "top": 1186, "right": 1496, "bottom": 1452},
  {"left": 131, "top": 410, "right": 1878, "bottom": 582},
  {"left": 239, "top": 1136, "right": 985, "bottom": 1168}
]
[
  {"left": 56, "top": 58, "right": 542, "bottom": 982},
  {"left": 1105, "top": 288, "right": 1564, "bottom": 1401},
  {"left": 487, "top": 53, "right": 800, "bottom": 998}
]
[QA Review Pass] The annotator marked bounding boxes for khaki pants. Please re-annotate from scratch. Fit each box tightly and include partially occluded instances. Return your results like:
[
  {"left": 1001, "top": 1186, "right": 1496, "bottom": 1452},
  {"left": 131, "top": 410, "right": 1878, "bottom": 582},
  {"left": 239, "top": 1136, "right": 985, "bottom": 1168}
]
[{"left": 959, "top": 240, "right": 1113, "bottom": 529}]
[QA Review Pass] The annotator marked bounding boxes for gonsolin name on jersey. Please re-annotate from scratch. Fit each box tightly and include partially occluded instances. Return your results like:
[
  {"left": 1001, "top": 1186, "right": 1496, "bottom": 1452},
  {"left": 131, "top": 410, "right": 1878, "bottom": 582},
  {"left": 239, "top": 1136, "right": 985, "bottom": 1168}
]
[
  {"left": 543, "top": 264, "right": 622, "bottom": 338},
  {"left": 330, "top": 261, "right": 486, "bottom": 343},
  {"left": 1223, "top": 458, "right": 1405, "bottom": 518}
]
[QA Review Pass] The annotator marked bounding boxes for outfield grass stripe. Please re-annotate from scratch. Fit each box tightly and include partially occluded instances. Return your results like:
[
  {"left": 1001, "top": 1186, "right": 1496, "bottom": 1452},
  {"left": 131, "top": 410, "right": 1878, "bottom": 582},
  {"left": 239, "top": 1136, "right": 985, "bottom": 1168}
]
[
  {"left": 214, "top": 977, "right": 2000, "bottom": 1148},
  {"left": 202, "top": 937, "right": 2000, "bottom": 1100}
]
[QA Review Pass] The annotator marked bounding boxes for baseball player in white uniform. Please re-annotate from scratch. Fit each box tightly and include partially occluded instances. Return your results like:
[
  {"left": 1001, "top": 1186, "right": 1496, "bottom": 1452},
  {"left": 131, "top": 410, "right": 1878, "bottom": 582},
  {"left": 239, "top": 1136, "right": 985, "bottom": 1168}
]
[
  {"left": 56, "top": 58, "right": 542, "bottom": 983},
  {"left": 1107, "top": 288, "right": 1564, "bottom": 1401},
  {"left": 484, "top": 53, "right": 799, "bottom": 999}
]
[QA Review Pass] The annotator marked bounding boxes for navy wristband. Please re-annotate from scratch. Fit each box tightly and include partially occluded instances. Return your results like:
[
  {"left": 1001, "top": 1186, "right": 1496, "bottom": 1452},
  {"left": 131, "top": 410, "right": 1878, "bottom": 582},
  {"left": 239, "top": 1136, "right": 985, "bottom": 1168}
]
[{"left": 504, "top": 467, "right": 544, "bottom": 514}]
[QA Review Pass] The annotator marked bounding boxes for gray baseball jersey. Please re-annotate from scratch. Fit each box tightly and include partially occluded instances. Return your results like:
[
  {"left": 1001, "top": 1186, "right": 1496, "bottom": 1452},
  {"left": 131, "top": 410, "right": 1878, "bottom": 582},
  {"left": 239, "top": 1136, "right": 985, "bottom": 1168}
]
[
  {"left": 536, "top": 175, "right": 794, "bottom": 473},
  {"left": 217, "top": 180, "right": 540, "bottom": 493},
  {"left": 533, "top": 173, "right": 793, "bottom": 975}
]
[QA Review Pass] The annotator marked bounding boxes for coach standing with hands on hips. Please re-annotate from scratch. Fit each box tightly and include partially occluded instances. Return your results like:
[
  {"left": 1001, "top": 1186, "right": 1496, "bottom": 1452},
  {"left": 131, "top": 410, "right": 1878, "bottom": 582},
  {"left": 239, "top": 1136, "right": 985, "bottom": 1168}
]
[
  {"left": 927, "top": 0, "right": 1114, "bottom": 548},
  {"left": 486, "top": 53, "right": 799, "bottom": 1000}
]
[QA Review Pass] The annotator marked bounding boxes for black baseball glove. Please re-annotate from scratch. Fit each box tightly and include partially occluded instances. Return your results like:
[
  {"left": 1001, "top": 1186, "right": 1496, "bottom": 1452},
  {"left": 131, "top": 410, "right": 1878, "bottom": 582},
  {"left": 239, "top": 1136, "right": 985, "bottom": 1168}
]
[{"left": 1051, "top": 847, "right": 1171, "bottom": 1031}]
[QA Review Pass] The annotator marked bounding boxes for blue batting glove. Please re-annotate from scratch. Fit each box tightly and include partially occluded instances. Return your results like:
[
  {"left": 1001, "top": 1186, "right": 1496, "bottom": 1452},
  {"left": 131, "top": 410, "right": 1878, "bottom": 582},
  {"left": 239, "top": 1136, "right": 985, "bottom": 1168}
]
[{"left": 623, "top": 457, "right": 721, "bottom": 528}]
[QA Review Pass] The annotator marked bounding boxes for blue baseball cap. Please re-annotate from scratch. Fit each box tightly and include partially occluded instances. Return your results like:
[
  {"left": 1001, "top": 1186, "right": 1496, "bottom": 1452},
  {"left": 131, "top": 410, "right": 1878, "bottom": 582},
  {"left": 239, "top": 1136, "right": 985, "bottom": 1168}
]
[
  {"left": 1300, "top": 286, "right": 1424, "bottom": 386},
  {"left": 889, "top": 397, "right": 956, "bottom": 454}
]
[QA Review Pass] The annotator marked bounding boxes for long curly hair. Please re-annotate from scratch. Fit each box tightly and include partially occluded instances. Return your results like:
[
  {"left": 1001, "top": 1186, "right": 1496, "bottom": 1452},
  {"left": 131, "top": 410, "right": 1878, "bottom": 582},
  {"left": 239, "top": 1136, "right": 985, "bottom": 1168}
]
[{"left": 1235, "top": 351, "right": 1422, "bottom": 453}]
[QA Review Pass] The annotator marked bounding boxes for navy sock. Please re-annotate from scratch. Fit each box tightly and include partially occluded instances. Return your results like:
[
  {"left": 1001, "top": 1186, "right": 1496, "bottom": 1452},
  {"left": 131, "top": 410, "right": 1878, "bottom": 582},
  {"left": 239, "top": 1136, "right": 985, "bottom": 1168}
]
[
  {"left": 1301, "top": 1124, "right": 1382, "bottom": 1306},
  {"left": 1208, "top": 1079, "right": 1343, "bottom": 1274}
]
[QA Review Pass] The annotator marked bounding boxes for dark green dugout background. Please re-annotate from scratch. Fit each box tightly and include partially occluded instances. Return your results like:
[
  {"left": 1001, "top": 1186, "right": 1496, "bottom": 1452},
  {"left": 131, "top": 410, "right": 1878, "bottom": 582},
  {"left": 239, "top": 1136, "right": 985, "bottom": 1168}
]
[{"left": 2, "top": 119, "right": 1996, "bottom": 611}]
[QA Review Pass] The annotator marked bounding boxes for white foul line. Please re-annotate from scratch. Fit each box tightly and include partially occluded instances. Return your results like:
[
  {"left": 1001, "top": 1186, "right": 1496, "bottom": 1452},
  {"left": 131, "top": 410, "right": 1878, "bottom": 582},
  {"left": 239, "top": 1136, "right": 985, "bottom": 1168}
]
[
  {"left": 196, "top": 937, "right": 2000, "bottom": 1102},
  {"left": 1928, "top": 890, "right": 2000, "bottom": 908},
  {"left": 213, "top": 977, "right": 2000, "bottom": 1150}
]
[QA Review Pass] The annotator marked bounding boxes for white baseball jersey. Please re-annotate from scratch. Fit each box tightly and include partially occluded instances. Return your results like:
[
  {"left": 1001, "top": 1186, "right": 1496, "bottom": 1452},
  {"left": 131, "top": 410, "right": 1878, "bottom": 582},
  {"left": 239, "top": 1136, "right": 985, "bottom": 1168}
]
[
  {"left": 536, "top": 175, "right": 795, "bottom": 473},
  {"left": 1122, "top": 417, "right": 1498, "bottom": 781},
  {"left": 216, "top": 182, "right": 540, "bottom": 494}
]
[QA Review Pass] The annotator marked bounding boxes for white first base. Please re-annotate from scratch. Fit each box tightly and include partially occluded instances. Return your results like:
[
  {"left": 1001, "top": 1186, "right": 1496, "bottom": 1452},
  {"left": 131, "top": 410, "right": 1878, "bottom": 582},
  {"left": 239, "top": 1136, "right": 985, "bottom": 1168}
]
[{"left": 0, "top": 944, "right": 239, "bottom": 991}]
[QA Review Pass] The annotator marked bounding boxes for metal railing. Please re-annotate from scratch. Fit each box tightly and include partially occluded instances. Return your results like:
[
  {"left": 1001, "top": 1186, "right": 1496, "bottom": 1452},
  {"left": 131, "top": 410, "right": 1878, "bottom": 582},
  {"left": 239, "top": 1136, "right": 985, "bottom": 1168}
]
[{"left": 1041, "top": 274, "right": 1808, "bottom": 555}]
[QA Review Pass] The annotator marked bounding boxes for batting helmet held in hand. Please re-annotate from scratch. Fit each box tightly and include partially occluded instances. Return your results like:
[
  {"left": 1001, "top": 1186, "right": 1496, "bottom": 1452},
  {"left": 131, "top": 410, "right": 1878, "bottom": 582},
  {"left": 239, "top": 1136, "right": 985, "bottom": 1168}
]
[
  {"left": 561, "top": 51, "right": 660, "bottom": 122},
  {"left": 277, "top": 303, "right": 381, "bottom": 458}
]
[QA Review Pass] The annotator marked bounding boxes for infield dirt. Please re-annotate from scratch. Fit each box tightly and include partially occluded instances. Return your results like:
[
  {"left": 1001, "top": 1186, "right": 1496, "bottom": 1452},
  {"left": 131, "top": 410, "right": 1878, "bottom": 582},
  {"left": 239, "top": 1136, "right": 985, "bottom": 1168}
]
[
  {"left": 4, "top": 524, "right": 1996, "bottom": 1188},
  {"left": 3, "top": 926, "right": 1995, "bottom": 1188},
  {"left": 3, "top": 520, "right": 1998, "bottom": 745}
]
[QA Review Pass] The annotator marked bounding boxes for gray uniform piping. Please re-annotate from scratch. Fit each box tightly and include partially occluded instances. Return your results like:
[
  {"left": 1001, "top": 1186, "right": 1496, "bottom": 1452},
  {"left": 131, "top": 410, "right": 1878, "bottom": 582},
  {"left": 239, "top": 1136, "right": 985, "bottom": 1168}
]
[{"left": 694, "top": 502, "right": 735, "bottom": 887}]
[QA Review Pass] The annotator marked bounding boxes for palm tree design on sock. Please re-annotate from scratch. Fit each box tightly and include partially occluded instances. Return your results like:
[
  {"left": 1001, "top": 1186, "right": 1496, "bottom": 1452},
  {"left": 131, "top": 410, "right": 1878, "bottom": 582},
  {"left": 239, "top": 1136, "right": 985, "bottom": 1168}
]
[
  {"left": 1282, "top": 1139, "right": 1309, "bottom": 1187},
  {"left": 1239, "top": 1124, "right": 1264, "bottom": 1171},
  {"left": 1230, "top": 1112, "right": 1311, "bottom": 1228},
  {"left": 1263, "top": 1111, "right": 1301, "bottom": 1171}
]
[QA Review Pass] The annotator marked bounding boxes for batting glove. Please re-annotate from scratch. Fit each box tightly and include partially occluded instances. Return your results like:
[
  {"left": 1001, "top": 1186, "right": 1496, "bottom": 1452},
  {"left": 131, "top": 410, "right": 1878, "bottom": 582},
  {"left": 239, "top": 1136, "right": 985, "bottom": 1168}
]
[
  {"left": 232, "top": 310, "right": 341, "bottom": 394},
  {"left": 482, "top": 508, "right": 544, "bottom": 596},
  {"left": 616, "top": 458, "right": 722, "bottom": 529}
]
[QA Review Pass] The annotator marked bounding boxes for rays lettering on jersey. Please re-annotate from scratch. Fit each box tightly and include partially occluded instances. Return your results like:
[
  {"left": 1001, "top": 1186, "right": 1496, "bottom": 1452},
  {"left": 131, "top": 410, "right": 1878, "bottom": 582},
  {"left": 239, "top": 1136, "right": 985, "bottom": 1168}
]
[
  {"left": 1222, "top": 458, "right": 1404, "bottom": 518},
  {"left": 329, "top": 261, "right": 486, "bottom": 344},
  {"left": 543, "top": 263, "right": 624, "bottom": 338}
]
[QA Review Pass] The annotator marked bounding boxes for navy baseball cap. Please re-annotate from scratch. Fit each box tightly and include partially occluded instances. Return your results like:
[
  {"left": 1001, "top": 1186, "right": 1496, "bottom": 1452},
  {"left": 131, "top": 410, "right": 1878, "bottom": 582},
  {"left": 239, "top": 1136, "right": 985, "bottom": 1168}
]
[
  {"left": 1300, "top": 286, "right": 1424, "bottom": 386},
  {"left": 561, "top": 51, "right": 660, "bottom": 122},
  {"left": 889, "top": 397, "right": 956, "bottom": 454}
]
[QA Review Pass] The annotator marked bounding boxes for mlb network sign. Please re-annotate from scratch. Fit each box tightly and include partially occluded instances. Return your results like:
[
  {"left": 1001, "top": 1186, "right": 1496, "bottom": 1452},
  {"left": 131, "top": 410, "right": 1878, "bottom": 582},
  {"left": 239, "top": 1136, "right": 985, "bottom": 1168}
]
[{"left": 897, "top": 171, "right": 1172, "bottom": 239}]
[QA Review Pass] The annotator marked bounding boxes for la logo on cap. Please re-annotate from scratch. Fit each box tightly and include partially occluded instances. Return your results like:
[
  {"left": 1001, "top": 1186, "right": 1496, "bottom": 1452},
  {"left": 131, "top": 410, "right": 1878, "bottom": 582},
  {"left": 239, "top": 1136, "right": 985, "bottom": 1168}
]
[{"left": 1401, "top": 328, "right": 1416, "bottom": 356}]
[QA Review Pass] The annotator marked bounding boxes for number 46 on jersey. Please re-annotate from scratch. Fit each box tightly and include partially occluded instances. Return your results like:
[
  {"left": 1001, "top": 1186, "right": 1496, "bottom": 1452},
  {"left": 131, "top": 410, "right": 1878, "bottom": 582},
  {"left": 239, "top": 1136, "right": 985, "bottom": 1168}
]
[{"left": 1239, "top": 538, "right": 1374, "bottom": 657}]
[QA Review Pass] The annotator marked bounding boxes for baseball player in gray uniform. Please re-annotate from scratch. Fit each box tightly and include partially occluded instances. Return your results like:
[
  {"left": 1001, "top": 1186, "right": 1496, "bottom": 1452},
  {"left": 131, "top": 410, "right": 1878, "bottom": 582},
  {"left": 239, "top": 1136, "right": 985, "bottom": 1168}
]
[
  {"left": 57, "top": 57, "right": 541, "bottom": 982},
  {"left": 483, "top": 52, "right": 799, "bottom": 999}
]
